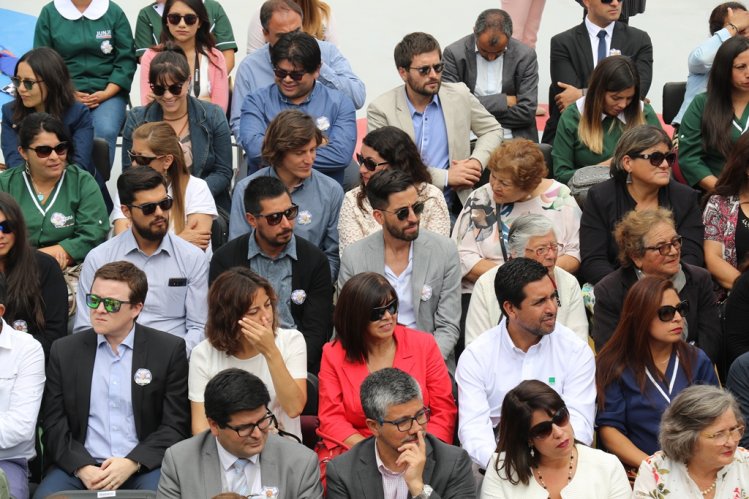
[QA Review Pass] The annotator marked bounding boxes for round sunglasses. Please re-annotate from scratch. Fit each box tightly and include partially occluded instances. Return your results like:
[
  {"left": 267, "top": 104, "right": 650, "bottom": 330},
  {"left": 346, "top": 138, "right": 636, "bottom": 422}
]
[
  {"left": 378, "top": 201, "right": 426, "bottom": 221},
  {"left": 149, "top": 82, "right": 185, "bottom": 97}
]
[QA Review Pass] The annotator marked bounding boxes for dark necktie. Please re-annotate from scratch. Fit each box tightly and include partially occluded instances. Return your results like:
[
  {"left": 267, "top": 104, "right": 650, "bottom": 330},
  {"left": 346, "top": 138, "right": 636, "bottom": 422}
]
[{"left": 597, "top": 30, "right": 608, "bottom": 65}]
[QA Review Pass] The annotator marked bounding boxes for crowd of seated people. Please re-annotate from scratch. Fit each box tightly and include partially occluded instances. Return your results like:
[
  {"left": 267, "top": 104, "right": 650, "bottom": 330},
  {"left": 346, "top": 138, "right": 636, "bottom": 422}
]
[{"left": 7, "top": 0, "right": 749, "bottom": 497}]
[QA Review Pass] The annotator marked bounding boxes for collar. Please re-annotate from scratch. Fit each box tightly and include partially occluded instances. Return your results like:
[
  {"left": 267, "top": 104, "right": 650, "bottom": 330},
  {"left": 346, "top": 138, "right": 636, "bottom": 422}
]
[
  {"left": 266, "top": 166, "right": 308, "bottom": 193},
  {"left": 96, "top": 323, "right": 136, "bottom": 353},
  {"left": 216, "top": 437, "right": 260, "bottom": 472},
  {"left": 635, "top": 265, "right": 687, "bottom": 292},
  {"left": 500, "top": 318, "right": 549, "bottom": 353},
  {"left": 374, "top": 439, "right": 404, "bottom": 478},
  {"left": 275, "top": 81, "right": 318, "bottom": 106},
  {"left": 584, "top": 16, "right": 615, "bottom": 40},
  {"left": 54, "top": 0, "right": 109, "bottom": 20},
  {"left": 0, "top": 318, "right": 16, "bottom": 350},
  {"left": 404, "top": 87, "right": 441, "bottom": 117},
  {"left": 247, "top": 231, "right": 298, "bottom": 261},
  {"left": 122, "top": 226, "right": 174, "bottom": 257},
  {"left": 574, "top": 96, "right": 644, "bottom": 124},
  {"left": 473, "top": 43, "right": 506, "bottom": 62}
]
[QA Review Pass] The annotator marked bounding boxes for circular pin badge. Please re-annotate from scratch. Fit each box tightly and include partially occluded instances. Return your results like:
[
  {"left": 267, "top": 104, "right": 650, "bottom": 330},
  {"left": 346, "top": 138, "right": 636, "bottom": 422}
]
[{"left": 134, "top": 368, "right": 153, "bottom": 386}]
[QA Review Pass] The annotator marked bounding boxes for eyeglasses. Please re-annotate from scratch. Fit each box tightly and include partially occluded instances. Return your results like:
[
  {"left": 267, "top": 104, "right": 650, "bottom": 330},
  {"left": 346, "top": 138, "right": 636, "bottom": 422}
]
[
  {"left": 630, "top": 151, "right": 677, "bottom": 167},
  {"left": 378, "top": 201, "right": 426, "bottom": 221},
  {"left": 528, "top": 406, "right": 570, "bottom": 440},
  {"left": 703, "top": 425, "right": 745, "bottom": 445},
  {"left": 657, "top": 300, "right": 689, "bottom": 322},
  {"left": 128, "top": 151, "right": 165, "bottom": 166},
  {"left": 273, "top": 67, "right": 307, "bottom": 81},
  {"left": 224, "top": 412, "right": 276, "bottom": 437},
  {"left": 85, "top": 293, "right": 131, "bottom": 313},
  {"left": 526, "top": 242, "right": 565, "bottom": 257},
  {"left": 255, "top": 204, "right": 299, "bottom": 226},
  {"left": 27, "top": 142, "right": 69, "bottom": 158},
  {"left": 643, "top": 235, "right": 682, "bottom": 256},
  {"left": 128, "top": 196, "right": 173, "bottom": 216},
  {"left": 166, "top": 13, "right": 199, "bottom": 25},
  {"left": 370, "top": 298, "right": 398, "bottom": 322},
  {"left": 378, "top": 407, "right": 430, "bottom": 432},
  {"left": 407, "top": 63, "right": 445, "bottom": 76},
  {"left": 0, "top": 221, "right": 14, "bottom": 234},
  {"left": 10, "top": 77, "right": 44, "bottom": 91},
  {"left": 356, "top": 153, "right": 389, "bottom": 172},
  {"left": 150, "top": 82, "right": 185, "bottom": 96}
]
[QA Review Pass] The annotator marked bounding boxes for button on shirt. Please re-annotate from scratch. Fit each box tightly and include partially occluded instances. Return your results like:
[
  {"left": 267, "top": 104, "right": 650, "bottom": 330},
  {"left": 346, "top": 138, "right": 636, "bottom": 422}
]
[
  {"left": 247, "top": 230, "right": 297, "bottom": 328},
  {"left": 374, "top": 440, "right": 409, "bottom": 499},
  {"left": 216, "top": 438, "right": 261, "bottom": 495},
  {"left": 84, "top": 327, "right": 138, "bottom": 462},
  {"left": 585, "top": 17, "right": 615, "bottom": 67},
  {"left": 384, "top": 243, "right": 416, "bottom": 329}
]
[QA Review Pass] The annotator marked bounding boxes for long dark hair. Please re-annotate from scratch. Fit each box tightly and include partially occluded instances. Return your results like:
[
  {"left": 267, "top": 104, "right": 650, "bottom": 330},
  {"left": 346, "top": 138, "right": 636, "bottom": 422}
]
[
  {"left": 0, "top": 193, "right": 44, "bottom": 331},
  {"left": 714, "top": 130, "right": 749, "bottom": 197},
  {"left": 12, "top": 47, "right": 76, "bottom": 124},
  {"left": 160, "top": 0, "right": 219, "bottom": 69},
  {"left": 702, "top": 36, "right": 749, "bottom": 158}
]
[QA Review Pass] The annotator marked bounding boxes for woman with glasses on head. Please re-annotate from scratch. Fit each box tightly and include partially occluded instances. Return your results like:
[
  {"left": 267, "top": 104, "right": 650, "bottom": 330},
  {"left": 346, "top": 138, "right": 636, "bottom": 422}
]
[
  {"left": 0, "top": 112, "right": 108, "bottom": 270},
  {"left": 595, "top": 277, "right": 718, "bottom": 479},
  {"left": 139, "top": 0, "right": 229, "bottom": 112},
  {"left": 480, "top": 379, "right": 630, "bottom": 498},
  {"left": 318, "top": 272, "right": 456, "bottom": 454},
  {"left": 580, "top": 124, "right": 703, "bottom": 285},
  {"left": 189, "top": 267, "right": 307, "bottom": 440},
  {"left": 338, "top": 126, "right": 450, "bottom": 254},
  {"left": 632, "top": 385, "right": 749, "bottom": 497}
]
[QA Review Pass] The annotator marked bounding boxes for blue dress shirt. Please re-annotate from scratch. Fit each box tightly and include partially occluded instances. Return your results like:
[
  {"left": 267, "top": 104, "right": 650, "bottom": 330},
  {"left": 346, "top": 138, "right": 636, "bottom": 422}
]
[{"left": 247, "top": 231, "right": 296, "bottom": 328}]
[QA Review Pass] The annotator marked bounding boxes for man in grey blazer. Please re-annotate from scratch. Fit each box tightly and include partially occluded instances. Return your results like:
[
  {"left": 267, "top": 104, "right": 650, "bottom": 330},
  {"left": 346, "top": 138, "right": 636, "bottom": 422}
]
[
  {"left": 157, "top": 369, "right": 322, "bottom": 499},
  {"left": 367, "top": 32, "right": 502, "bottom": 206},
  {"left": 443, "top": 9, "right": 539, "bottom": 142},
  {"left": 338, "top": 169, "right": 461, "bottom": 366}
]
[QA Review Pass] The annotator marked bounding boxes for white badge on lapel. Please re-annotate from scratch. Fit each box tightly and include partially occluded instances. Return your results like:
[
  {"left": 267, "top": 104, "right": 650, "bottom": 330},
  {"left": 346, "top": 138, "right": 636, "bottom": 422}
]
[
  {"left": 134, "top": 368, "right": 152, "bottom": 386},
  {"left": 291, "top": 289, "right": 307, "bottom": 305},
  {"left": 420, "top": 285, "right": 433, "bottom": 302},
  {"left": 261, "top": 486, "right": 279, "bottom": 498},
  {"left": 609, "top": 48, "right": 622, "bottom": 57}
]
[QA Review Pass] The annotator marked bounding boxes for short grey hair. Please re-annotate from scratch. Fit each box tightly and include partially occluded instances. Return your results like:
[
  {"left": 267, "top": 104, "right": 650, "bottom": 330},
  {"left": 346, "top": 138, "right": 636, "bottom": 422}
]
[
  {"left": 474, "top": 9, "right": 513, "bottom": 39},
  {"left": 507, "top": 214, "right": 556, "bottom": 258},
  {"left": 659, "top": 385, "right": 743, "bottom": 463},
  {"left": 360, "top": 368, "right": 423, "bottom": 422}
]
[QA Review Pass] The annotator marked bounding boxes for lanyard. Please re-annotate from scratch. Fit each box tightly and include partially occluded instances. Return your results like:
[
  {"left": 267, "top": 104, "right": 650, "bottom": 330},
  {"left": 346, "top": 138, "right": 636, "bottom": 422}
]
[{"left": 645, "top": 355, "right": 679, "bottom": 405}]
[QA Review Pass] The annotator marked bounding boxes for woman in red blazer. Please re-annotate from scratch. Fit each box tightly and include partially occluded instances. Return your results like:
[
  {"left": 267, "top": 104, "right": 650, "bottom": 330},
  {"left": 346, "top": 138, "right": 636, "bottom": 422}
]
[{"left": 318, "top": 272, "right": 456, "bottom": 452}]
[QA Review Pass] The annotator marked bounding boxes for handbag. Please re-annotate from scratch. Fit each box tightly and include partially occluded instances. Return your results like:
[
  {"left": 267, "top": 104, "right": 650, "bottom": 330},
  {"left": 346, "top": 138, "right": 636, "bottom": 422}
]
[
  {"left": 314, "top": 429, "right": 350, "bottom": 490},
  {"left": 63, "top": 263, "right": 82, "bottom": 317}
]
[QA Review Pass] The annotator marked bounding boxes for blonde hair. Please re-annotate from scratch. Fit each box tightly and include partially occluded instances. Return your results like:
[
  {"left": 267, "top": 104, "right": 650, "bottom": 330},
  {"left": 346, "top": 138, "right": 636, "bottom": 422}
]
[{"left": 296, "top": 0, "right": 331, "bottom": 40}]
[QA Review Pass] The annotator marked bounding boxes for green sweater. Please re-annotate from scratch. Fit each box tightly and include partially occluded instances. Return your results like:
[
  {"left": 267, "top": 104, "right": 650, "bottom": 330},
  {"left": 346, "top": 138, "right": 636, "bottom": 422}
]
[{"left": 552, "top": 102, "right": 662, "bottom": 184}]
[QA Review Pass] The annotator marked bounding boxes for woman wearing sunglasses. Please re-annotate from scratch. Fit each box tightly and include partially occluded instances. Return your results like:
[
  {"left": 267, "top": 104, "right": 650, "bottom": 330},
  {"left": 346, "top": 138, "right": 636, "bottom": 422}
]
[
  {"left": 580, "top": 125, "right": 704, "bottom": 285},
  {"left": 139, "top": 0, "right": 229, "bottom": 112},
  {"left": 480, "top": 379, "right": 630, "bottom": 498},
  {"left": 189, "top": 267, "right": 307, "bottom": 440},
  {"left": 123, "top": 44, "right": 233, "bottom": 210},
  {"left": 338, "top": 126, "right": 450, "bottom": 254},
  {"left": 318, "top": 272, "right": 456, "bottom": 455},
  {"left": 552, "top": 55, "right": 662, "bottom": 185},
  {"left": 0, "top": 113, "right": 108, "bottom": 270},
  {"left": 595, "top": 277, "right": 718, "bottom": 480}
]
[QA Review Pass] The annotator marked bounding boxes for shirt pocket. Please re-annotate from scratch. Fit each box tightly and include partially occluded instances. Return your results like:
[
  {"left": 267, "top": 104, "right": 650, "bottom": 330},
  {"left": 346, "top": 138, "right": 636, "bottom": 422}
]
[
  {"left": 0, "top": 367, "right": 19, "bottom": 412},
  {"left": 153, "top": 281, "right": 189, "bottom": 319}
]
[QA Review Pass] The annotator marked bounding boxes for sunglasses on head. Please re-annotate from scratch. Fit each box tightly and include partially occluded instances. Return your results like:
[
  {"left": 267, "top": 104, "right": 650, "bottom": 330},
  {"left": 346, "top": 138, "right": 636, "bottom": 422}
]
[
  {"left": 273, "top": 67, "right": 307, "bottom": 81},
  {"left": 657, "top": 300, "right": 689, "bottom": 322},
  {"left": 407, "top": 63, "right": 445, "bottom": 76},
  {"left": 166, "top": 13, "right": 199, "bottom": 26},
  {"left": 128, "top": 151, "right": 165, "bottom": 166},
  {"left": 370, "top": 298, "right": 398, "bottom": 322},
  {"left": 356, "top": 153, "right": 389, "bottom": 172},
  {"left": 0, "top": 221, "right": 14, "bottom": 235},
  {"left": 85, "top": 293, "right": 131, "bottom": 313},
  {"left": 150, "top": 82, "right": 185, "bottom": 97},
  {"left": 10, "top": 77, "right": 43, "bottom": 91},
  {"left": 256, "top": 204, "right": 299, "bottom": 226},
  {"left": 630, "top": 151, "right": 677, "bottom": 167},
  {"left": 528, "top": 406, "right": 570, "bottom": 440},
  {"left": 28, "top": 142, "right": 69, "bottom": 158},
  {"left": 128, "top": 196, "right": 174, "bottom": 216},
  {"left": 380, "top": 201, "right": 426, "bottom": 221}
]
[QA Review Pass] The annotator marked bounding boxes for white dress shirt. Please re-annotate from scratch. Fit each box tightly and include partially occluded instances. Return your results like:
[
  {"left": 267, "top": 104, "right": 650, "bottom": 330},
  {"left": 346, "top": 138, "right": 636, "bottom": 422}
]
[
  {"left": 384, "top": 243, "right": 416, "bottom": 329},
  {"left": 584, "top": 16, "right": 615, "bottom": 67},
  {"left": 216, "top": 438, "right": 261, "bottom": 495},
  {"left": 456, "top": 319, "right": 596, "bottom": 468}
]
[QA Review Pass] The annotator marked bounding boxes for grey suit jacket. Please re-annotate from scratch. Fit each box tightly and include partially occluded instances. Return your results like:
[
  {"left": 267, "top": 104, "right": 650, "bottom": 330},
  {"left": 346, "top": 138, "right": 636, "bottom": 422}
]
[
  {"left": 326, "top": 434, "right": 475, "bottom": 499},
  {"left": 443, "top": 34, "right": 539, "bottom": 142},
  {"left": 338, "top": 229, "right": 461, "bottom": 360},
  {"left": 366, "top": 82, "right": 502, "bottom": 203},
  {"left": 156, "top": 431, "right": 323, "bottom": 499}
]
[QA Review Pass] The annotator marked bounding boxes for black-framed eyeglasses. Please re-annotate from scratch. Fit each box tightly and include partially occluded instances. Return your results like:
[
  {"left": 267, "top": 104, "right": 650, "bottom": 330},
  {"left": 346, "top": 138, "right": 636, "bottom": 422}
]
[
  {"left": 85, "top": 293, "right": 131, "bottom": 313},
  {"left": 273, "top": 67, "right": 306, "bottom": 82},
  {"left": 378, "top": 407, "right": 430, "bottom": 432},
  {"left": 528, "top": 406, "right": 570, "bottom": 440},
  {"left": 643, "top": 235, "right": 682, "bottom": 256},
  {"left": 128, "top": 150, "right": 165, "bottom": 166},
  {"left": 370, "top": 297, "right": 398, "bottom": 322},
  {"left": 128, "top": 196, "right": 173, "bottom": 216},
  {"left": 0, "top": 221, "right": 13, "bottom": 235},
  {"left": 224, "top": 412, "right": 276, "bottom": 437},
  {"left": 27, "top": 142, "right": 69, "bottom": 158},
  {"left": 657, "top": 300, "right": 689, "bottom": 322},
  {"left": 150, "top": 82, "right": 185, "bottom": 96},
  {"left": 407, "top": 63, "right": 445, "bottom": 76},
  {"left": 630, "top": 151, "right": 677, "bottom": 167},
  {"left": 10, "top": 77, "right": 44, "bottom": 91},
  {"left": 166, "top": 13, "right": 199, "bottom": 25},
  {"left": 255, "top": 204, "right": 299, "bottom": 226},
  {"left": 356, "top": 153, "right": 389, "bottom": 172},
  {"left": 378, "top": 201, "right": 426, "bottom": 221}
]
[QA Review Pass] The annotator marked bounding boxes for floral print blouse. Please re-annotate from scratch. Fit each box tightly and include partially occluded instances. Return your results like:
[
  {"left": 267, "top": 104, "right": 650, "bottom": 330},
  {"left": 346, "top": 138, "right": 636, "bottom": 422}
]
[{"left": 703, "top": 194, "right": 740, "bottom": 269}]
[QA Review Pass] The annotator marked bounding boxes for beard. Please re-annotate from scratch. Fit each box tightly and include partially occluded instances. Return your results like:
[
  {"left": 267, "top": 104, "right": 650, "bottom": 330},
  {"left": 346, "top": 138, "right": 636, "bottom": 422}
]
[
  {"left": 385, "top": 221, "right": 419, "bottom": 242},
  {"left": 133, "top": 216, "right": 169, "bottom": 241}
]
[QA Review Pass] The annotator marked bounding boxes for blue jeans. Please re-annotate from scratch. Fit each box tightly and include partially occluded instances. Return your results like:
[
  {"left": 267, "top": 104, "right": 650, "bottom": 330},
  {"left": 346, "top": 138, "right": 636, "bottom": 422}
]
[
  {"left": 90, "top": 95, "right": 127, "bottom": 167},
  {"left": 33, "top": 465, "right": 161, "bottom": 498}
]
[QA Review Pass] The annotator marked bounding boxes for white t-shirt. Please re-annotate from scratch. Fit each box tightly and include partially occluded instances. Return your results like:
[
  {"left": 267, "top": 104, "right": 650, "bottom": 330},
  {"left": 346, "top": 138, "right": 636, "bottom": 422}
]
[{"left": 188, "top": 327, "right": 307, "bottom": 440}]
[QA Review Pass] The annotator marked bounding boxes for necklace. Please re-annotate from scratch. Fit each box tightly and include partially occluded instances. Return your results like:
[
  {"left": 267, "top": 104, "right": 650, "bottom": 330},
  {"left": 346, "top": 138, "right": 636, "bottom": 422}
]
[
  {"left": 25, "top": 168, "right": 53, "bottom": 202},
  {"left": 535, "top": 451, "right": 575, "bottom": 498},
  {"left": 163, "top": 110, "right": 188, "bottom": 122},
  {"left": 686, "top": 466, "right": 717, "bottom": 496}
]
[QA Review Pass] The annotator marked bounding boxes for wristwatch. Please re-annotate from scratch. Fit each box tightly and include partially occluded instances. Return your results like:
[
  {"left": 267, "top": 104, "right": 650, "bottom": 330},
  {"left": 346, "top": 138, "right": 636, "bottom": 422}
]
[{"left": 414, "top": 484, "right": 433, "bottom": 498}]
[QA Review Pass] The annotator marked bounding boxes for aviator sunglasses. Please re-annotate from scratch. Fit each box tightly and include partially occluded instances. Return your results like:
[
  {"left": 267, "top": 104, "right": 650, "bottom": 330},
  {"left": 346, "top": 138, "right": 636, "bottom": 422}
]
[
  {"left": 255, "top": 204, "right": 299, "bottom": 226},
  {"left": 528, "top": 406, "right": 570, "bottom": 440},
  {"left": 85, "top": 293, "right": 131, "bottom": 313},
  {"left": 370, "top": 298, "right": 398, "bottom": 322},
  {"left": 166, "top": 13, "right": 199, "bottom": 26},
  {"left": 630, "top": 151, "right": 677, "bottom": 167},
  {"left": 657, "top": 300, "right": 689, "bottom": 322},
  {"left": 28, "top": 142, "right": 69, "bottom": 158},
  {"left": 128, "top": 196, "right": 174, "bottom": 216}
]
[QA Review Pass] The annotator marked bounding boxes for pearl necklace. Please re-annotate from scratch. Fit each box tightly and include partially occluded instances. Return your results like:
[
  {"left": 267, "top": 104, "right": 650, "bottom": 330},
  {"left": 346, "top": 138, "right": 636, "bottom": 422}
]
[
  {"left": 534, "top": 451, "right": 575, "bottom": 498},
  {"left": 686, "top": 466, "right": 717, "bottom": 496}
]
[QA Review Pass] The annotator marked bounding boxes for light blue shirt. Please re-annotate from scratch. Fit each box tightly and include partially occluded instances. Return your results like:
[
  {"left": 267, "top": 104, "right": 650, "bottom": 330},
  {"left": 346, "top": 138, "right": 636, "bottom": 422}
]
[
  {"left": 230, "top": 167, "right": 343, "bottom": 279},
  {"left": 84, "top": 327, "right": 138, "bottom": 462},
  {"left": 247, "top": 231, "right": 297, "bottom": 329},
  {"left": 73, "top": 230, "right": 209, "bottom": 356},
  {"left": 405, "top": 91, "right": 450, "bottom": 172},
  {"left": 230, "top": 40, "right": 366, "bottom": 137},
  {"left": 383, "top": 243, "right": 415, "bottom": 329}
]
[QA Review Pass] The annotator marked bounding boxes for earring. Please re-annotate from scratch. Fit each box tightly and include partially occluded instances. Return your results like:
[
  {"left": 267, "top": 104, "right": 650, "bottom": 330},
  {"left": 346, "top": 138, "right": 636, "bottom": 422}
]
[
  {"left": 529, "top": 445, "right": 535, "bottom": 458},
  {"left": 626, "top": 171, "right": 632, "bottom": 184}
]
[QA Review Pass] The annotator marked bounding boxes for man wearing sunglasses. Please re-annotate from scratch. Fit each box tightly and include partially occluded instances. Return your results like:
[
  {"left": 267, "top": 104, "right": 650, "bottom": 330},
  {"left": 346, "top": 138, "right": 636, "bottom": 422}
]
[
  {"left": 367, "top": 32, "right": 502, "bottom": 210},
  {"left": 73, "top": 167, "right": 209, "bottom": 357},
  {"left": 158, "top": 368, "right": 323, "bottom": 498},
  {"left": 211, "top": 177, "right": 332, "bottom": 374},
  {"left": 326, "top": 368, "right": 475, "bottom": 498},
  {"left": 456, "top": 257, "right": 595, "bottom": 470},
  {"left": 339, "top": 169, "right": 461, "bottom": 369},
  {"left": 36, "top": 261, "right": 189, "bottom": 497}
]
